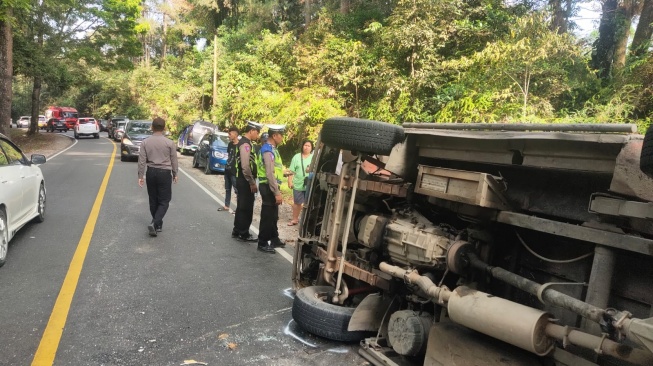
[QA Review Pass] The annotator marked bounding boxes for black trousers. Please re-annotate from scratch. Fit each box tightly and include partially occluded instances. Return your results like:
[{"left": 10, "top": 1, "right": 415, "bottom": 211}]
[
  {"left": 233, "top": 176, "right": 255, "bottom": 237},
  {"left": 258, "top": 183, "right": 279, "bottom": 243},
  {"left": 146, "top": 167, "right": 173, "bottom": 228}
]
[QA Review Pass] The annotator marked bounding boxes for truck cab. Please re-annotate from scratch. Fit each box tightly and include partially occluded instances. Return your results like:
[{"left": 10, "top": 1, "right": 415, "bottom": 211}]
[{"left": 45, "top": 106, "right": 78, "bottom": 130}]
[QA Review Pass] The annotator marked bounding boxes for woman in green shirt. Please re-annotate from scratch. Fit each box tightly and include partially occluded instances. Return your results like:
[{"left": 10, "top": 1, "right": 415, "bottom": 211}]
[{"left": 287, "top": 140, "right": 314, "bottom": 225}]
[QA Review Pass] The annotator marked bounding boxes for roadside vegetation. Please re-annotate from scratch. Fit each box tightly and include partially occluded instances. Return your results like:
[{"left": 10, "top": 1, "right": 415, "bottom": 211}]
[{"left": 1, "top": 0, "right": 652, "bottom": 159}]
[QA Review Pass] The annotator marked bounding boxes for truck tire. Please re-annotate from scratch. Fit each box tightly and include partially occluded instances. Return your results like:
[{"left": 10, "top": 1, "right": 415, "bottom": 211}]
[
  {"left": 292, "top": 286, "right": 369, "bottom": 342},
  {"left": 321, "top": 117, "right": 405, "bottom": 156},
  {"left": 641, "top": 125, "right": 653, "bottom": 178}
]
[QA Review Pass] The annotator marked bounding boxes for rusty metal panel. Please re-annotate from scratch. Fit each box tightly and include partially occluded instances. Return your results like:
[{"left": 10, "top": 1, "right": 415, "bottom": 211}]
[
  {"left": 316, "top": 247, "right": 390, "bottom": 290},
  {"left": 415, "top": 166, "right": 510, "bottom": 210}
]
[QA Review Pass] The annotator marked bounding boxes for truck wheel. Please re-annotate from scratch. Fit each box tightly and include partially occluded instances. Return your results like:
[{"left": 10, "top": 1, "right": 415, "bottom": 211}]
[
  {"left": 292, "top": 286, "right": 369, "bottom": 342},
  {"left": 321, "top": 117, "right": 405, "bottom": 156},
  {"left": 641, "top": 125, "right": 653, "bottom": 178}
]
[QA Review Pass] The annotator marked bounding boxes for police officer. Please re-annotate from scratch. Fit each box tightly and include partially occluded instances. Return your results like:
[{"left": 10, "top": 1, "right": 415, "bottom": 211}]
[
  {"left": 256, "top": 125, "right": 286, "bottom": 253},
  {"left": 138, "top": 117, "right": 179, "bottom": 237},
  {"left": 232, "top": 120, "right": 261, "bottom": 242}
]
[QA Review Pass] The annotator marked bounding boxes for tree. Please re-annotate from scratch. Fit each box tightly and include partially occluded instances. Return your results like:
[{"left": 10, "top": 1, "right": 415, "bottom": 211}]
[
  {"left": 0, "top": 0, "right": 30, "bottom": 136},
  {"left": 613, "top": 0, "right": 643, "bottom": 71},
  {"left": 591, "top": 0, "right": 618, "bottom": 80},
  {"left": 631, "top": 0, "right": 653, "bottom": 58}
]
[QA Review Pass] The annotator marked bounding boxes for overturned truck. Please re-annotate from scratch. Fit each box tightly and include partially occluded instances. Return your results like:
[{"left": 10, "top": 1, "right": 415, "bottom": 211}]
[{"left": 291, "top": 118, "right": 653, "bottom": 366}]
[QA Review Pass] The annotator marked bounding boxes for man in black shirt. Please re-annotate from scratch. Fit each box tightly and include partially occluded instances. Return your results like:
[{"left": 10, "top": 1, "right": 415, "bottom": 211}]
[
  {"left": 231, "top": 121, "right": 261, "bottom": 241},
  {"left": 221, "top": 126, "right": 240, "bottom": 213}
]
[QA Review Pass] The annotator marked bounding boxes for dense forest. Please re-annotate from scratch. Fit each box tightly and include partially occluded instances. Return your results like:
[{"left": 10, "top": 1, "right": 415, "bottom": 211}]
[{"left": 1, "top": 0, "right": 652, "bottom": 150}]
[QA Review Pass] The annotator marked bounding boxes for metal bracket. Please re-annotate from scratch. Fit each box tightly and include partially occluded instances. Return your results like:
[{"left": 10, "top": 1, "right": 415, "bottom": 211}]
[{"left": 537, "top": 282, "right": 587, "bottom": 305}]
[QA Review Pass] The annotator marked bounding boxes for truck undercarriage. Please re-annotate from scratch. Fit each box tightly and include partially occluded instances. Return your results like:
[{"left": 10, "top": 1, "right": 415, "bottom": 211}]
[{"left": 291, "top": 118, "right": 653, "bottom": 366}]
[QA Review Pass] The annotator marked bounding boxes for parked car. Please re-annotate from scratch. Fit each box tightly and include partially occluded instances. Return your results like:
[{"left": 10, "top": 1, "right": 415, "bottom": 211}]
[
  {"left": 177, "top": 120, "right": 218, "bottom": 155},
  {"left": 0, "top": 133, "right": 46, "bottom": 267},
  {"left": 107, "top": 116, "right": 129, "bottom": 138},
  {"left": 98, "top": 119, "right": 109, "bottom": 132},
  {"left": 47, "top": 118, "right": 69, "bottom": 132},
  {"left": 120, "top": 120, "right": 153, "bottom": 161},
  {"left": 192, "top": 131, "right": 230, "bottom": 174},
  {"left": 37, "top": 115, "right": 47, "bottom": 129},
  {"left": 292, "top": 118, "right": 653, "bottom": 366},
  {"left": 17, "top": 116, "right": 30, "bottom": 128},
  {"left": 113, "top": 121, "right": 128, "bottom": 141},
  {"left": 74, "top": 117, "right": 100, "bottom": 139}
]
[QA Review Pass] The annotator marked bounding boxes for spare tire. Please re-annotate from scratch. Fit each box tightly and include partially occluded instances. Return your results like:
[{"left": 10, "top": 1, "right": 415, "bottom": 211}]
[
  {"left": 292, "top": 286, "right": 369, "bottom": 342},
  {"left": 641, "top": 125, "right": 653, "bottom": 178},
  {"left": 321, "top": 117, "right": 405, "bottom": 156}
]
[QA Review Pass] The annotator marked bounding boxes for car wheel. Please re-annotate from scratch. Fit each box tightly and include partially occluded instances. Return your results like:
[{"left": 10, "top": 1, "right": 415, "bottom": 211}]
[
  {"left": 321, "top": 117, "right": 405, "bottom": 156},
  {"left": 192, "top": 153, "right": 200, "bottom": 168},
  {"left": 292, "top": 286, "right": 370, "bottom": 342},
  {"left": 0, "top": 209, "right": 8, "bottom": 267},
  {"left": 641, "top": 125, "right": 653, "bottom": 178},
  {"left": 204, "top": 158, "right": 212, "bottom": 175},
  {"left": 33, "top": 184, "right": 46, "bottom": 223},
  {"left": 120, "top": 155, "right": 127, "bottom": 162}
]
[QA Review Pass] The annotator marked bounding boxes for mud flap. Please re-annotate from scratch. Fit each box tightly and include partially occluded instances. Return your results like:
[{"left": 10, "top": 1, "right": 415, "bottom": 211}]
[{"left": 348, "top": 293, "right": 396, "bottom": 332}]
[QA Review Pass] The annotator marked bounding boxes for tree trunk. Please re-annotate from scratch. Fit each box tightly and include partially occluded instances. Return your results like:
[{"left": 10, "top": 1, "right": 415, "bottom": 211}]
[
  {"left": 29, "top": 7, "right": 45, "bottom": 136},
  {"left": 213, "top": 33, "right": 218, "bottom": 108},
  {"left": 631, "top": 0, "right": 653, "bottom": 58},
  {"left": 304, "top": 0, "right": 311, "bottom": 28},
  {"left": 0, "top": 11, "right": 13, "bottom": 137},
  {"left": 162, "top": 12, "right": 167, "bottom": 64},
  {"left": 591, "top": 0, "right": 619, "bottom": 80},
  {"left": 613, "top": 0, "right": 643, "bottom": 71},
  {"left": 340, "top": 0, "right": 350, "bottom": 14},
  {"left": 550, "top": 0, "right": 567, "bottom": 33}
]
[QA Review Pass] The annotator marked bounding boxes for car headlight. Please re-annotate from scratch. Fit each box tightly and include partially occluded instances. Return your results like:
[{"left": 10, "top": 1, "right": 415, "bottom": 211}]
[
  {"left": 122, "top": 137, "right": 133, "bottom": 146},
  {"left": 213, "top": 151, "right": 226, "bottom": 159}
]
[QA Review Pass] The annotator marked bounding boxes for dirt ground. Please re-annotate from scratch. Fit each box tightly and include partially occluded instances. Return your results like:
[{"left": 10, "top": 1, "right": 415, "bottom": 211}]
[{"left": 8, "top": 129, "right": 74, "bottom": 158}]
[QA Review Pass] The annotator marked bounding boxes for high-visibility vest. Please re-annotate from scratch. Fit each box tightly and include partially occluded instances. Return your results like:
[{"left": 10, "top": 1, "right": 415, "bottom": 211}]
[
  {"left": 257, "top": 143, "right": 284, "bottom": 184},
  {"left": 235, "top": 137, "right": 257, "bottom": 178}
]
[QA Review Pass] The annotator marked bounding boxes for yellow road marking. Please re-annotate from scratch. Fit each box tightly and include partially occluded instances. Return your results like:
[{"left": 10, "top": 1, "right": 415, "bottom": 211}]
[{"left": 32, "top": 141, "right": 116, "bottom": 366}]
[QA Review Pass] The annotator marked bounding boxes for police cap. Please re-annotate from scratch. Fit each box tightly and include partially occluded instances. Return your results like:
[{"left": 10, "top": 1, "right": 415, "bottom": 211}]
[
  {"left": 245, "top": 120, "right": 263, "bottom": 132},
  {"left": 266, "top": 124, "right": 286, "bottom": 136}
]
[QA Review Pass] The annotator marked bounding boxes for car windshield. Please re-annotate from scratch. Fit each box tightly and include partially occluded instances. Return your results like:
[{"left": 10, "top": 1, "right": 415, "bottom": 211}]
[
  {"left": 126, "top": 122, "right": 153, "bottom": 134},
  {"left": 63, "top": 112, "right": 78, "bottom": 118},
  {"left": 213, "top": 134, "right": 229, "bottom": 147}
]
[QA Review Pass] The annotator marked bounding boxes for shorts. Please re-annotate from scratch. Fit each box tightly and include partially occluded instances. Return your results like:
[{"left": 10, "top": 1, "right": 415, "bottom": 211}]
[{"left": 293, "top": 189, "right": 307, "bottom": 205}]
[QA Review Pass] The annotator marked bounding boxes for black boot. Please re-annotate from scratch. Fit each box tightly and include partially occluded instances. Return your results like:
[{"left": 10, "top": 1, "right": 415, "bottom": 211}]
[
  {"left": 270, "top": 237, "right": 285, "bottom": 248},
  {"left": 257, "top": 241, "right": 275, "bottom": 253}
]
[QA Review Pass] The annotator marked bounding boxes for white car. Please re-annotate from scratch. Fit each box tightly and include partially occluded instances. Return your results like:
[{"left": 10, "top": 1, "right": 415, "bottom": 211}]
[
  {"left": 17, "top": 116, "right": 30, "bottom": 128},
  {"left": 74, "top": 117, "right": 100, "bottom": 139},
  {"left": 0, "top": 133, "right": 47, "bottom": 267}
]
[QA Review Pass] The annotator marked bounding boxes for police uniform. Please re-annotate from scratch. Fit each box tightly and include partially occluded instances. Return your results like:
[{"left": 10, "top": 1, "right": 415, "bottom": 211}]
[
  {"left": 232, "top": 121, "right": 262, "bottom": 241},
  {"left": 256, "top": 125, "right": 286, "bottom": 253}
]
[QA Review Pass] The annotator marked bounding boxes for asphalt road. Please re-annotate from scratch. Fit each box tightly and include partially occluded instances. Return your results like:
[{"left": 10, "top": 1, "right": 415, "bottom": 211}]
[{"left": 0, "top": 131, "right": 365, "bottom": 366}]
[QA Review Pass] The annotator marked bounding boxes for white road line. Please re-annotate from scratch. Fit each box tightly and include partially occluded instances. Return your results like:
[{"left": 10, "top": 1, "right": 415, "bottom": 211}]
[
  {"left": 178, "top": 167, "right": 294, "bottom": 263},
  {"left": 44, "top": 135, "right": 77, "bottom": 161}
]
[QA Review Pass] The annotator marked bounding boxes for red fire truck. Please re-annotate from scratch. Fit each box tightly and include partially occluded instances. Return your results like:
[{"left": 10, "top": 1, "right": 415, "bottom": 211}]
[{"left": 45, "top": 106, "right": 79, "bottom": 130}]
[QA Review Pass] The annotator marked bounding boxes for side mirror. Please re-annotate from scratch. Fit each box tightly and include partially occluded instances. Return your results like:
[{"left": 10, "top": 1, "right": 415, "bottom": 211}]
[{"left": 31, "top": 154, "right": 46, "bottom": 165}]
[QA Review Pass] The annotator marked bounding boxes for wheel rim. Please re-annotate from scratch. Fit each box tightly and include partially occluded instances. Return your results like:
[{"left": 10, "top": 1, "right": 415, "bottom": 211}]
[
  {"left": 0, "top": 213, "right": 7, "bottom": 262},
  {"left": 39, "top": 186, "right": 46, "bottom": 218}
]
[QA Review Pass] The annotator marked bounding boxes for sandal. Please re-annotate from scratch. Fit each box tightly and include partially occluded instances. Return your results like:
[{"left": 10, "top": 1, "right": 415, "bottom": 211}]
[{"left": 287, "top": 221, "right": 298, "bottom": 226}]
